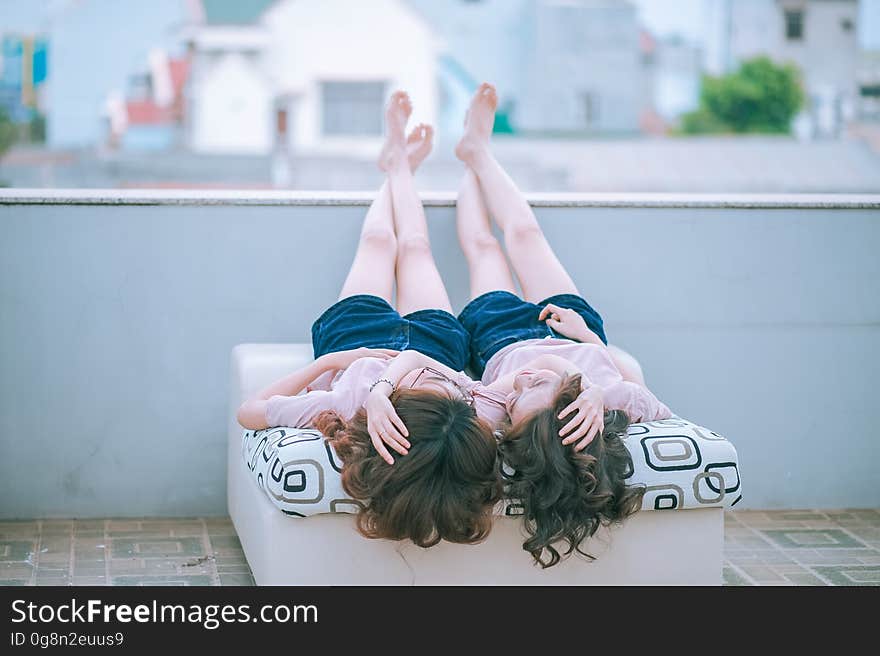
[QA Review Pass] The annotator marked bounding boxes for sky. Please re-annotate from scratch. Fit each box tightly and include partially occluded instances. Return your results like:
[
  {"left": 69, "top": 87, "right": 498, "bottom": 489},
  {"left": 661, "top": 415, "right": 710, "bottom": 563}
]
[{"left": 632, "top": 0, "right": 880, "bottom": 49}]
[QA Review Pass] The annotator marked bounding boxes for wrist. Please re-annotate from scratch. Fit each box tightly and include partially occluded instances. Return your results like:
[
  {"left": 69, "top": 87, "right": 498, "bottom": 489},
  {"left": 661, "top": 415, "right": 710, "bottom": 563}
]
[{"left": 369, "top": 378, "right": 395, "bottom": 396}]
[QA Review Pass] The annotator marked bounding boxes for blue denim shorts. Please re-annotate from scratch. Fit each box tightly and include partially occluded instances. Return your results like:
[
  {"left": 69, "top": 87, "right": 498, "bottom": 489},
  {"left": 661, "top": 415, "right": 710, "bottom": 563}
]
[
  {"left": 457, "top": 290, "right": 608, "bottom": 377},
  {"left": 311, "top": 294, "right": 471, "bottom": 372}
]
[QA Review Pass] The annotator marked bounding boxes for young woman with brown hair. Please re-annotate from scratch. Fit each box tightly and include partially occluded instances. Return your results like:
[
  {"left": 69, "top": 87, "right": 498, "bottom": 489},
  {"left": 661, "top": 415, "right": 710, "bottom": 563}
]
[
  {"left": 369, "top": 84, "right": 674, "bottom": 567},
  {"left": 237, "top": 91, "right": 503, "bottom": 548}
]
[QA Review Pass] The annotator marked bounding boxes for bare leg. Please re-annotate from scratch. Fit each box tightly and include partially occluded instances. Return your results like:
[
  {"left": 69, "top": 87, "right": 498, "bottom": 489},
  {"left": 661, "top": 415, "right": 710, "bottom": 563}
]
[
  {"left": 456, "top": 83, "right": 579, "bottom": 303},
  {"left": 456, "top": 167, "right": 517, "bottom": 299},
  {"left": 337, "top": 181, "right": 396, "bottom": 302},
  {"left": 380, "top": 91, "right": 453, "bottom": 316},
  {"left": 338, "top": 117, "right": 436, "bottom": 302}
]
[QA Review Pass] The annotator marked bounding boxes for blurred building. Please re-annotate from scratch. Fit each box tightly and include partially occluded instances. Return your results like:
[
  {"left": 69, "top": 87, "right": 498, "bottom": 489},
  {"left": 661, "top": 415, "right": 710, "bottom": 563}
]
[
  {"left": 0, "top": 34, "right": 49, "bottom": 126},
  {"left": 858, "top": 50, "right": 880, "bottom": 120},
  {"left": 182, "top": 0, "right": 439, "bottom": 156},
  {"left": 649, "top": 34, "right": 703, "bottom": 124},
  {"left": 106, "top": 50, "right": 190, "bottom": 151},
  {"left": 40, "top": 0, "right": 187, "bottom": 148},
  {"left": 409, "top": 0, "right": 649, "bottom": 135},
  {"left": 707, "top": 0, "right": 861, "bottom": 137}
]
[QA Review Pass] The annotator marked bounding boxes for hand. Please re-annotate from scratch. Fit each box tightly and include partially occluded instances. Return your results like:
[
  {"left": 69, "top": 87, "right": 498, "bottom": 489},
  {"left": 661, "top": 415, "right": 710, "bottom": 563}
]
[
  {"left": 558, "top": 384, "right": 604, "bottom": 451},
  {"left": 365, "top": 389, "right": 410, "bottom": 465},
  {"left": 538, "top": 304, "right": 593, "bottom": 342},
  {"left": 322, "top": 347, "right": 399, "bottom": 373}
]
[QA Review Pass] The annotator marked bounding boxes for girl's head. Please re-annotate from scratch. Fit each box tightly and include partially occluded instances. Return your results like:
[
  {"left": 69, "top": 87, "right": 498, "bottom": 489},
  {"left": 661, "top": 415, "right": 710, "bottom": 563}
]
[
  {"left": 315, "top": 388, "right": 501, "bottom": 547},
  {"left": 498, "top": 374, "right": 645, "bottom": 568},
  {"left": 505, "top": 368, "right": 564, "bottom": 423}
]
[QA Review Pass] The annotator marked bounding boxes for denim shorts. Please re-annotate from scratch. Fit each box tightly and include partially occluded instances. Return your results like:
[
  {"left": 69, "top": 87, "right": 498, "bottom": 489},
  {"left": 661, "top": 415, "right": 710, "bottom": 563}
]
[
  {"left": 311, "top": 294, "right": 471, "bottom": 372},
  {"left": 457, "top": 290, "right": 608, "bottom": 377}
]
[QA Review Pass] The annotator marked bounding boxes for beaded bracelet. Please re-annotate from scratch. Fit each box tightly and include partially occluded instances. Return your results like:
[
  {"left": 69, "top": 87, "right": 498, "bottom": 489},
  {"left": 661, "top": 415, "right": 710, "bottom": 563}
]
[{"left": 369, "top": 378, "right": 395, "bottom": 393}]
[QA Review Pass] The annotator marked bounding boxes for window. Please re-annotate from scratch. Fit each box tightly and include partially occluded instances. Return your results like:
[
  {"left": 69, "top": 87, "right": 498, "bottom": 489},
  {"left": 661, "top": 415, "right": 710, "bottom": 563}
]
[
  {"left": 785, "top": 9, "right": 804, "bottom": 41},
  {"left": 321, "top": 81, "right": 386, "bottom": 136}
]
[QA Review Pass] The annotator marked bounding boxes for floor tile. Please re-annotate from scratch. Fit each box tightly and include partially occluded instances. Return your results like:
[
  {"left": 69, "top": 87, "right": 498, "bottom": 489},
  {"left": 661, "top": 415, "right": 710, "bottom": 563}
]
[
  {"left": 738, "top": 565, "right": 786, "bottom": 583},
  {"left": 759, "top": 529, "right": 867, "bottom": 549},
  {"left": 219, "top": 573, "right": 255, "bottom": 586},
  {"left": 722, "top": 566, "right": 752, "bottom": 586},
  {"left": 812, "top": 565, "right": 880, "bottom": 586},
  {"left": 111, "top": 575, "right": 214, "bottom": 586}
]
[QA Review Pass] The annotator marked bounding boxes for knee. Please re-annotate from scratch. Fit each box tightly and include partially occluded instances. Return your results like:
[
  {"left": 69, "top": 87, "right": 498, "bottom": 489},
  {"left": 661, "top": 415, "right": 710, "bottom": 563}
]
[
  {"left": 506, "top": 221, "right": 543, "bottom": 248},
  {"left": 360, "top": 227, "right": 397, "bottom": 255},
  {"left": 464, "top": 232, "right": 503, "bottom": 259},
  {"left": 397, "top": 234, "right": 433, "bottom": 259}
]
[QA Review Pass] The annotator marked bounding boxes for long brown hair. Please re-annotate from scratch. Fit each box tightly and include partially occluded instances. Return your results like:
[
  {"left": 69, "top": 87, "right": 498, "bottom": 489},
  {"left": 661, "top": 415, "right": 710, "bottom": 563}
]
[
  {"left": 314, "top": 388, "right": 502, "bottom": 547},
  {"left": 498, "top": 374, "right": 645, "bottom": 568}
]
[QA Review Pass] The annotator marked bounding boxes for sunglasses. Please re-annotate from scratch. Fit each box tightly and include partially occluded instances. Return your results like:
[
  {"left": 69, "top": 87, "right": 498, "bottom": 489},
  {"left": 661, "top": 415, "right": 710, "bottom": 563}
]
[{"left": 407, "top": 367, "right": 475, "bottom": 407}]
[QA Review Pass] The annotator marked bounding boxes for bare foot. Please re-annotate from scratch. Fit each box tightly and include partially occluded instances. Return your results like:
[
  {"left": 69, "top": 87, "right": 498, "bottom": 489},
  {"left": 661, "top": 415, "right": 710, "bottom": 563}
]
[
  {"left": 378, "top": 90, "right": 412, "bottom": 171},
  {"left": 379, "top": 123, "right": 434, "bottom": 172},
  {"left": 455, "top": 82, "right": 497, "bottom": 166}
]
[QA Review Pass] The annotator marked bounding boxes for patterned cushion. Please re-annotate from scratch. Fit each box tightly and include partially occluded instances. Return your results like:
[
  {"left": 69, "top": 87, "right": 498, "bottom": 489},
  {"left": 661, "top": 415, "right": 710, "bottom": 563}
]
[{"left": 241, "top": 416, "right": 741, "bottom": 517}]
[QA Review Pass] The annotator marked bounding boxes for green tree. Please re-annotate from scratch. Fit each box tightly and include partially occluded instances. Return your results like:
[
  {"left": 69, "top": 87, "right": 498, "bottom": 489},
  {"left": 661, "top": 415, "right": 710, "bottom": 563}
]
[
  {"left": 0, "top": 107, "right": 16, "bottom": 159},
  {"left": 680, "top": 56, "right": 805, "bottom": 135}
]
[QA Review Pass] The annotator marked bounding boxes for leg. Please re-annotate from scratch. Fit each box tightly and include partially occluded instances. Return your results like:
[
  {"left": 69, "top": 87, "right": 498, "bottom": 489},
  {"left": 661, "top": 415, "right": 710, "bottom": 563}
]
[
  {"left": 337, "top": 180, "right": 396, "bottom": 303},
  {"left": 337, "top": 114, "right": 436, "bottom": 303},
  {"left": 380, "top": 91, "right": 454, "bottom": 316},
  {"left": 456, "top": 167, "right": 517, "bottom": 300},
  {"left": 456, "top": 83, "right": 579, "bottom": 303}
]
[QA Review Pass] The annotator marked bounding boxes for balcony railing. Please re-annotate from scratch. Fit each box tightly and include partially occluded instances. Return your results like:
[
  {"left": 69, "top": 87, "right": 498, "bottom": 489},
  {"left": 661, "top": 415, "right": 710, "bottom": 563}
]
[{"left": 1, "top": 189, "right": 878, "bottom": 517}]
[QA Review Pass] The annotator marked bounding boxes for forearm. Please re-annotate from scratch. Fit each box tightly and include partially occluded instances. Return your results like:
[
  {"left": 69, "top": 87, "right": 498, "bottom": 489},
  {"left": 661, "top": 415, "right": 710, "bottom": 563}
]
[
  {"left": 602, "top": 380, "right": 672, "bottom": 422},
  {"left": 571, "top": 326, "right": 606, "bottom": 347},
  {"left": 379, "top": 350, "right": 455, "bottom": 389},
  {"left": 251, "top": 356, "right": 333, "bottom": 402}
]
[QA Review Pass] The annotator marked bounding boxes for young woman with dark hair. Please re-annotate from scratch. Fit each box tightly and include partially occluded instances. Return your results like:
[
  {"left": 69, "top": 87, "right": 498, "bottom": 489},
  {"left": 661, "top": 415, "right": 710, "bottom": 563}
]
[
  {"left": 368, "top": 84, "right": 674, "bottom": 567},
  {"left": 453, "top": 83, "right": 673, "bottom": 567},
  {"left": 237, "top": 91, "right": 502, "bottom": 548}
]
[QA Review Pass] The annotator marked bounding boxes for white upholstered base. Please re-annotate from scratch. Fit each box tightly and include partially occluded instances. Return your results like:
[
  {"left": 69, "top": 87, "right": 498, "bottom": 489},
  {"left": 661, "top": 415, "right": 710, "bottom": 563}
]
[{"left": 228, "top": 343, "right": 723, "bottom": 585}]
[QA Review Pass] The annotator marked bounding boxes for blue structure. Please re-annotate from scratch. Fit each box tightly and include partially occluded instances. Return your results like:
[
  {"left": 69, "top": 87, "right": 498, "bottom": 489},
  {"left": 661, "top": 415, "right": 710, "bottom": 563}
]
[{"left": 0, "top": 35, "right": 49, "bottom": 124}]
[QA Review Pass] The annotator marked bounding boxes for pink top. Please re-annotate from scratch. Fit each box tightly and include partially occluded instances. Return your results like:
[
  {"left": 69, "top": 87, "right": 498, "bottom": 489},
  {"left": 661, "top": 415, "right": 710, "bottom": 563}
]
[
  {"left": 265, "top": 356, "right": 509, "bottom": 429},
  {"left": 482, "top": 338, "right": 673, "bottom": 423}
]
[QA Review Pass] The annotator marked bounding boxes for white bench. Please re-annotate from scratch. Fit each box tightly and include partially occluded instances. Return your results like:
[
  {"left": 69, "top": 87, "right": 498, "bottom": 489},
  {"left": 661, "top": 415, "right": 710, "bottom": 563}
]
[{"left": 228, "top": 343, "right": 736, "bottom": 585}]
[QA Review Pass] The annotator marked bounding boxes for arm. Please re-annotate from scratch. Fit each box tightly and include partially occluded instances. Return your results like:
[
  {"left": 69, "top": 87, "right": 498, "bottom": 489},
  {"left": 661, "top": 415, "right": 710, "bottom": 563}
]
[
  {"left": 601, "top": 380, "right": 672, "bottom": 423},
  {"left": 539, "top": 303, "right": 606, "bottom": 347},
  {"left": 363, "top": 349, "right": 463, "bottom": 465},
  {"left": 236, "top": 347, "right": 399, "bottom": 431},
  {"left": 236, "top": 356, "right": 337, "bottom": 431},
  {"left": 374, "top": 349, "right": 460, "bottom": 390}
]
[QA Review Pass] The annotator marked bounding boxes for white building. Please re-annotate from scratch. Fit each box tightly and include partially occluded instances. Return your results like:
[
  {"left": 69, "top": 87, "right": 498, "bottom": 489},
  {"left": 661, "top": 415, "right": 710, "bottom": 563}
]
[
  {"left": 183, "top": 0, "right": 439, "bottom": 156},
  {"left": 410, "top": 0, "right": 648, "bottom": 135},
  {"left": 650, "top": 35, "right": 703, "bottom": 123},
  {"left": 706, "top": 0, "right": 861, "bottom": 137}
]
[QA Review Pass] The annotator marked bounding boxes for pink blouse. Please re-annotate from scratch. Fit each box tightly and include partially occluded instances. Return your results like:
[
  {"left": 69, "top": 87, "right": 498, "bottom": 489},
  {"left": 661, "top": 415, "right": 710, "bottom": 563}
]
[
  {"left": 265, "top": 356, "right": 508, "bottom": 429},
  {"left": 482, "top": 338, "right": 673, "bottom": 423}
]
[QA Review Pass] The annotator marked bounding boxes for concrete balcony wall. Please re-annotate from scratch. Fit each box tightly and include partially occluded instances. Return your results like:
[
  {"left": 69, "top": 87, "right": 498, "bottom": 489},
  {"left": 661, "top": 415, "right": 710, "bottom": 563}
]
[{"left": 1, "top": 190, "right": 878, "bottom": 518}]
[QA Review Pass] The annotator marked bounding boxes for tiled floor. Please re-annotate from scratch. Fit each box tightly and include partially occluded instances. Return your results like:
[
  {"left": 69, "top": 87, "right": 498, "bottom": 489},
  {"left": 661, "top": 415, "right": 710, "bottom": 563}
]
[
  {"left": 723, "top": 509, "right": 880, "bottom": 586},
  {"left": 0, "top": 518, "right": 253, "bottom": 586},
  {"left": 1, "top": 509, "right": 878, "bottom": 586}
]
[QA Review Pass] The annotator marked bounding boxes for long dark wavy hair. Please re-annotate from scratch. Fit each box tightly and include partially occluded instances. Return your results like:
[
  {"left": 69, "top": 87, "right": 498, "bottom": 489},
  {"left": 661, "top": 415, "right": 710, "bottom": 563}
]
[
  {"left": 498, "top": 374, "right": 645, "bottom": 568},
  {"left": 314, "top": 388, "right": 502, "bottom": 548}
]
